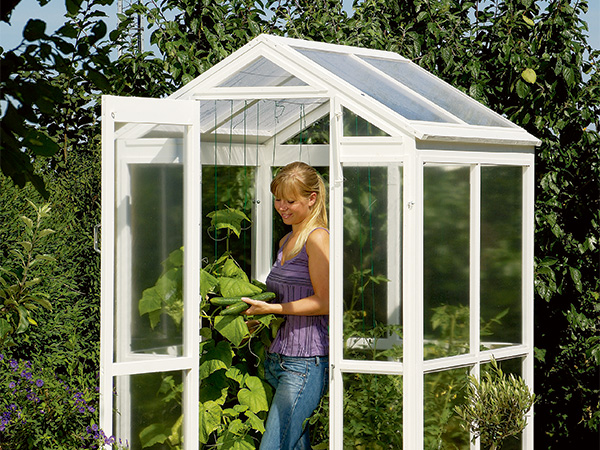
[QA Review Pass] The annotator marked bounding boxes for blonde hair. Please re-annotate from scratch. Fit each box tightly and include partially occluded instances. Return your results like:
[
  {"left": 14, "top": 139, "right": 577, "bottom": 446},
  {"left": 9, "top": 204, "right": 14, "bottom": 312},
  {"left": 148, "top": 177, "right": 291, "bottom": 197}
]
[{"left": 271, "top": 162, "right": 328, "bottom": 257}]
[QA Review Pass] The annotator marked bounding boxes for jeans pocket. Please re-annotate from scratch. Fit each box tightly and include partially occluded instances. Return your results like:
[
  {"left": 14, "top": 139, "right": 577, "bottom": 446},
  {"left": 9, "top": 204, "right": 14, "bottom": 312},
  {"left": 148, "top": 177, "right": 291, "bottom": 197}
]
[{"left": 280, "top": 358, "right": 308, "bottom": 378}]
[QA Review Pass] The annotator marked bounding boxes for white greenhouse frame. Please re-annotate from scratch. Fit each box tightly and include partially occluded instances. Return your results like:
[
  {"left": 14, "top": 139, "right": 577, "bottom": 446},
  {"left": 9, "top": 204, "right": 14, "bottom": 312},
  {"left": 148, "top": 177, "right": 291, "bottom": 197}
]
[{"left": 100, "top": 34, "right": 539, "bottom": 450}]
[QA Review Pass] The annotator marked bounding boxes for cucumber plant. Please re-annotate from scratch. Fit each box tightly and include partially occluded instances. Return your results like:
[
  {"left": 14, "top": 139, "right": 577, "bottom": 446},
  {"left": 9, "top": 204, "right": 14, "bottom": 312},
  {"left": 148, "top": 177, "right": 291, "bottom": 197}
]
[{"left": 136, "top": 208, "right": 281, "bottom": 449}]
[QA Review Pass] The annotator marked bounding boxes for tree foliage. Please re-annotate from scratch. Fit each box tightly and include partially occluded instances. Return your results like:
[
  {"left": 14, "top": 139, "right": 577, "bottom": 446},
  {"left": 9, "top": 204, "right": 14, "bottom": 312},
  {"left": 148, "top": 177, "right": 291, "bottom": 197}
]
[{"left": 0, "top": 0, "right": 598, "bottom": 447}]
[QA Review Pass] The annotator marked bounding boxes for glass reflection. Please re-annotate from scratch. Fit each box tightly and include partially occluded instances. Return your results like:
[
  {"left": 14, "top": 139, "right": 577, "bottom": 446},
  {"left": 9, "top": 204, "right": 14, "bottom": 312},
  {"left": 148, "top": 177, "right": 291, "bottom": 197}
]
[
  {"left": 481, "top": 166, "right": 522, "bottom": 348},
  {"left": 127, "top": 164, "right": 184, "bottom": 357},
  {"left": 343, "top": 372, "right": 403, "bottom": 448},
  {"left": 114, "top": 371, "right": 184, "bottom": 450},
  {"left": 343, "top": 166, "right": 402, "bottom": 361},
  {"left": 424, "top": 367, "right": 470, "bottom": 450},
  {"left": 424, "top": 165, "right": 470, "bottom": 360}
]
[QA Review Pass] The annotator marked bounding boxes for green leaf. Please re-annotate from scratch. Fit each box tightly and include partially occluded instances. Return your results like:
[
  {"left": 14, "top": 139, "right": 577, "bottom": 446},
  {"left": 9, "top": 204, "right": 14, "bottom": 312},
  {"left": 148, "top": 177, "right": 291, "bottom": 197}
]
[
  {"left": 16, "top": 305, "right": 30, "bottom": 333},
  {"left": 569, "top": 267, "right": 582, "bottom": 292},
  {"left": 219, "top": 277, "right": 261, "bottom": 298},
  {"left": 521, "top": 68, "right": 537, "bottom": 84},
  {"left": 200, "top": 269, "right": 219, "bottom": 300},
  {"left": 139, "top": 423, "right": 169, "bottom": 448},
  {"left": 522, "top": 15, "right": 535, "bottom": 27},
  {"left": 20, "top": 215, "right": 33, "bottom": 229},
  {"left": 214, "top": 315, "right": 249, "bottom": 347},
  {"left": 238, "top": 376, "right": 269, "bottom": 413},
  {"left": 0, "top": 318, "right": 13, "bottom": 338},
  {"left": 200, "top": 340, "right": 233, "bottom": 379},
  {"left": 23, "top": 19, "right": 46, "bottom": 41},
  {"left": 23, "top": 129, "right": 60, "bottom": 157},
  {"left": 37, "top": 228, "right": 55, "bottom": 238},
  {"left": 199, "top": 401, "right": 222, "bottom": 444},
  {"left": 207, "top": 207, "right": 250, "bottom": 238},
  {"left": 222, "top": 258, "right": 249, "bottom": 281}
]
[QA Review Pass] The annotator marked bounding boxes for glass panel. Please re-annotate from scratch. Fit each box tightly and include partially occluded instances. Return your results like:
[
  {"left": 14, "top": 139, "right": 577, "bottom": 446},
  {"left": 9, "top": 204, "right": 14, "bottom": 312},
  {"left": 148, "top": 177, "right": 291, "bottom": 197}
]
[
  {"left": 294, "top": 48, "right": 454, "bottom": 123},
  {"left": 117, "top": 163, "right": 184, "bottom": 360},
  {"left": 343, "top": 372, "right": 403, "bottom": 448},
  {"left": 200, "top": 98, "right": 328, "bottom": 143},
  {"left": 424, "top": 165, "right": 470, "bottom": 360},
  {"left": 359, "top": 56, "right": 512, "bottom": 128},
  {"left": 114, "top": 371, "right": 184, "bottom": 450},
  {"left": 202, "top": 165, "right": 255, "bottom": 273},
  {"left": 479, "top": 358, "right": 525, "bottom": 450},
  {"left": 424, "top": 367, "right": 470, "bottom": 450},
  {"left": 343, "top": 166, "right": 403, "bottom": 361},
  {"left": 218, "top": 57, "right": 308, "bottom": 87},
  {"left": 343, "top": 107, "right": 389, "bottom": 137},
  {"left": 481, "top": 166, "right": 522, "bottom": 348},
  {"left": 284, "top": 113, "right": 329, "bottom": 145}
]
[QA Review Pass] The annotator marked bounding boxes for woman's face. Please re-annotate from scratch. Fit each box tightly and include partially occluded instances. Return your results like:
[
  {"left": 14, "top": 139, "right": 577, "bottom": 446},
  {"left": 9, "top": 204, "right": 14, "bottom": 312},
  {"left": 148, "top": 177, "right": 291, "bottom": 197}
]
[{"left": 274, "top": 192, "right": 316, "bottom": 227}]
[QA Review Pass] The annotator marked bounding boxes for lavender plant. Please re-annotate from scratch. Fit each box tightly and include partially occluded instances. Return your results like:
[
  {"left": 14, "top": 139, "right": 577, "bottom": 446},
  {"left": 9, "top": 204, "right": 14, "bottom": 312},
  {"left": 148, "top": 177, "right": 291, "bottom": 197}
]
[{"left": 0, "top": 354, "right": 127, "bottom": 450}]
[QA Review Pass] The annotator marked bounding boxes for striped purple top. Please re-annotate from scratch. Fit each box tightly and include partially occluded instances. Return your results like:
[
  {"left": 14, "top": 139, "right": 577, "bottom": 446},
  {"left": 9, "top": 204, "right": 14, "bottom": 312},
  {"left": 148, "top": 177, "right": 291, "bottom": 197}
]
[{"left": 266, "top": 229, "right": 329, "bottom": 357}]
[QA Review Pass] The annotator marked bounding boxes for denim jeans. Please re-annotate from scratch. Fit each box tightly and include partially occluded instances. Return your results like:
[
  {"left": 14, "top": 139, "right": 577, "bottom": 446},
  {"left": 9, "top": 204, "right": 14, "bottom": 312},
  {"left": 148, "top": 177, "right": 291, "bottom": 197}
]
[{"left": 259, "top": 353, "right": 329, "bottom": 450}]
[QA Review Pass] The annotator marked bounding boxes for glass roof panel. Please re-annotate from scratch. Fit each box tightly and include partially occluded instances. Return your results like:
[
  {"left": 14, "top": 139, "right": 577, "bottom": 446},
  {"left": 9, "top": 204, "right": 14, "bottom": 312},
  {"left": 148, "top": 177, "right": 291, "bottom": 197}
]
[
  {"left": 359, "top": 56, "right": 514, "bottom": 128},
  {"left": 218, "top": 57, "right": 308, "bottom": 88},
  {"left": 200, "top": 98, "right": 327, "bottom": 140},
  {"left": 294, "top": 48, "right": 456, "bottom": 123}
]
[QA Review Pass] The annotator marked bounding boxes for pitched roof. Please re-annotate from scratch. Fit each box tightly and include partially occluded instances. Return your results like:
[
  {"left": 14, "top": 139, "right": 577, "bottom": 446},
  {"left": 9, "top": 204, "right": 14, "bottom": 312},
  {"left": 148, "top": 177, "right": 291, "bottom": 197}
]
[{"left": 165, "top": 34, "right": 540, "bottom": 146}]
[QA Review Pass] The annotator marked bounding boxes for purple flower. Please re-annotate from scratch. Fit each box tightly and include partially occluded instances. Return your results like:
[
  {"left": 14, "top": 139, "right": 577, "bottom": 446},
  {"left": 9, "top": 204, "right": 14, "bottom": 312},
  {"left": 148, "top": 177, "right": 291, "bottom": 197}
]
[
  {"left": 78, "top": 406, "right": 86, "bottom": 413},
  {"left": 20, "top": 370, "right": 32, "bottom": 380},
  {"left": 88, "top": 406, "right": 95, "bottom": 413},
  {"left": 9, "top": 360, "right": 18, "bottom": 370},
  {"left": 35, "top": 379, "right": 44, "bottom": 387},
  {"left": 91, "top": 423, "right": 99, "bottom": 432},
  {"left": 8, "top": 381, "right": 16, "bottom": 389}
]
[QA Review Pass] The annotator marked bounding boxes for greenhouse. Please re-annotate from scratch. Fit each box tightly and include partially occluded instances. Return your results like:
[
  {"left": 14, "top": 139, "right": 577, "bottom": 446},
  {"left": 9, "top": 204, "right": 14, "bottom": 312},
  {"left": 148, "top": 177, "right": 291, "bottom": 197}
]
[{"left": 100, "top": 34, "right": 540, "bottom": 449}]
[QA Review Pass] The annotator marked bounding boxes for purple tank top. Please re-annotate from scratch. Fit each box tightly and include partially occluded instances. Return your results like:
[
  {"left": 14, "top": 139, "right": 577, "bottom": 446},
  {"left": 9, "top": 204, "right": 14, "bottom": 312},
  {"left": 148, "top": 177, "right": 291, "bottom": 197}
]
[{"left": 266, "top": 229, "right": 329, "bottom": 357}]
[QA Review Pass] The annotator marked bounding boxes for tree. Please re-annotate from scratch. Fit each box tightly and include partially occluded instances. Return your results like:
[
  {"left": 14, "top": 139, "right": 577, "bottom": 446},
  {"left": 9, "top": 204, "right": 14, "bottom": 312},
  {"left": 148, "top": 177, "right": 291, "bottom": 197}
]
[{"left": 1, "top": 0, "right": 597, "bottom": 447}]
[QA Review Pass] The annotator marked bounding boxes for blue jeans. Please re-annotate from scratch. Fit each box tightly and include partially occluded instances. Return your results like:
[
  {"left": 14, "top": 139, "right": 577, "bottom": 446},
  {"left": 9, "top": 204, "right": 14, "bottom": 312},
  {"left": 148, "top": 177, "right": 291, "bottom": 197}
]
[{"left": 260, "top": 353, "right": 329, "bottom": 450}]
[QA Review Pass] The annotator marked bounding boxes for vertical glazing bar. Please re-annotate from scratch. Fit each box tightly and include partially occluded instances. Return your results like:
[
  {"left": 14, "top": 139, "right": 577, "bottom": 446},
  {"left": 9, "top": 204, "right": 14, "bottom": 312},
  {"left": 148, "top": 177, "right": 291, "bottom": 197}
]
[
  {"left": 470, "top": 165, "right": 481, "bottom": 358},
  {"left": 522, "top": 160, "right": 535, "bottom": 450},
  {"left": 182, "top": 100, "right": 202, "bottom": 450},
  {"left": 100, "top": 95, "right": 116, "bottom": 441},
  {"left": 329, "top": 97, "right": 344, "bottom": 450},
  {"left": 387, "top": 166, "right": 402, "bottom": 337},
  {"left": 470, "top": 164, "right": 481, "bottom": 450},
  {"left": 403, "top": 152, "right": 424, "bottom": 449},
  {"left": 253, "top": 161, "right": 273, "bottom": 282}
]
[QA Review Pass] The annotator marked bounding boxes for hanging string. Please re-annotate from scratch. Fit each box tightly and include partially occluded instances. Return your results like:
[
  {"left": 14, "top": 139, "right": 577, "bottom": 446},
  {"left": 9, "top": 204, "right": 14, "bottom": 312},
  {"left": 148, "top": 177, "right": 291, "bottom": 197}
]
[
  {"left": 299, "top": 103, "right": 305, "bottom": 161},
  {"left": 228, "top": 100, "right": 233, "bottom": 165},
  {"left": 256, "top": 100, "right": 260, "bottom": 167},
  {"left": 213, "top": 100, "right": 219, "bottom": 260},
  {"left": 367, "top": 166, "right": 376, "bottom": 329},
  {"left": 243, "top": 101, "right": 249, "bottom": 272}
]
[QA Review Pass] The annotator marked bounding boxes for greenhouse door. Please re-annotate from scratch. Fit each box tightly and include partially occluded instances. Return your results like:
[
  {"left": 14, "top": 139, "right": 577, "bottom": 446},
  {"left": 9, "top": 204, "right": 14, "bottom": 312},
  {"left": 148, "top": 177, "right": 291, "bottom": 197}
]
[{"left": 100, "top": 96, "right": 201, "bottom": 450}]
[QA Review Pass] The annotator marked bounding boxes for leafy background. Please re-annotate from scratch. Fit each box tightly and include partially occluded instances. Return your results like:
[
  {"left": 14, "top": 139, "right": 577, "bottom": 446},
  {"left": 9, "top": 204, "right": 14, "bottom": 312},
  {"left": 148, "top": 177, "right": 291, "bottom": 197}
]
[{"left": 1, "top": 0, "right": 598, "bottom": 448}]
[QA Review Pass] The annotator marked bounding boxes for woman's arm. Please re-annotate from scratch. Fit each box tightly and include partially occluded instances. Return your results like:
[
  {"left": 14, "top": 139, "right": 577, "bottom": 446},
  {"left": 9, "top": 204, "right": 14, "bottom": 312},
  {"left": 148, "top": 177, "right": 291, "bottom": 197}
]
[{"left": 242, "top": 229, "right": 329, "bottom": 316}]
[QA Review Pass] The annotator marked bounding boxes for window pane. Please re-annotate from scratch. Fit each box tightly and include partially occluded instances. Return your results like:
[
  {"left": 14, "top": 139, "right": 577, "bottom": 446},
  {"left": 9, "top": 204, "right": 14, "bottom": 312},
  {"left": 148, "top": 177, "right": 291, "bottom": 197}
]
[
  {"left": 343, "top": 165, "right": 403, "bottom": 361},
  {"left": 424, "top": 165, "right": 470, "bottom": 360},
  {"left": 481, "top": 166, "right": 522, "bottom": 348},
  {"left": 344, "top": 372, "right": 403, "bottom": 448},
  {"left": 113, "top": 371, "right": 184, "bottom": 450},
  {"left": 359, "top": 56, "right": 512, "bottom": 128},
  {"left": 218, "top": 57, "right": 308, "bottom": 87},
  {"left": 294, "top": 48, "right": 453, "bottom": 123},
  {"left": 202, "top": 165, "right": 255, "bottom": 273},
  {"left": 343, "top": 107, "right": 389, "bottom": 137},
  {"left": 479, "top": 358, "right": 526, "bottom": 450},
  {"left": 120, "top": 164, "right": 184, "bottom": 359},
  {"left": 424, "top": 367, "right": 470, "bottom": 450}
]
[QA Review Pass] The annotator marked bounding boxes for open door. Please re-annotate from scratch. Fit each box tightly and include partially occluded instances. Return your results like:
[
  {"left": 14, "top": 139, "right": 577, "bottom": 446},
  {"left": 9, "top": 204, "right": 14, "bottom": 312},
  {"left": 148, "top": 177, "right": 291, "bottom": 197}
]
[{"left": 100, "top": 96, "right": 201, "bottom": 449}]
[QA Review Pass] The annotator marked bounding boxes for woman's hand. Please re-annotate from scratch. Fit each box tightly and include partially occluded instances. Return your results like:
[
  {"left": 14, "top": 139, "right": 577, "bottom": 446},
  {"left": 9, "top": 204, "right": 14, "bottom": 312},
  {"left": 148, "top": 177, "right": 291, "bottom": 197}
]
[{"left": 241, "top": 297, "right": 279, "bottom": 316}]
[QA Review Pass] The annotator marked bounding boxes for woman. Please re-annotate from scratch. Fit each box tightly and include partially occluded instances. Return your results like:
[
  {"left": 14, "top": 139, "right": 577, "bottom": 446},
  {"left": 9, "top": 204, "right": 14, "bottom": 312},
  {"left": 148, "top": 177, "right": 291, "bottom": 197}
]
[{"left": 242, "top": 161, "right": 329, "bottom": 450}]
